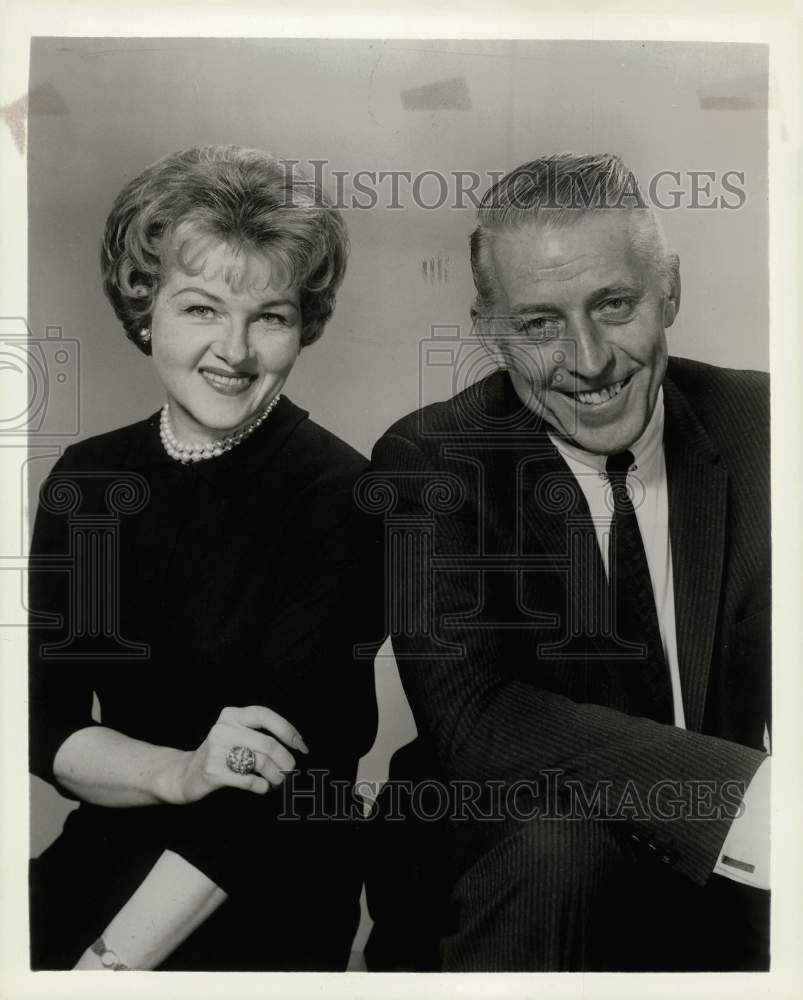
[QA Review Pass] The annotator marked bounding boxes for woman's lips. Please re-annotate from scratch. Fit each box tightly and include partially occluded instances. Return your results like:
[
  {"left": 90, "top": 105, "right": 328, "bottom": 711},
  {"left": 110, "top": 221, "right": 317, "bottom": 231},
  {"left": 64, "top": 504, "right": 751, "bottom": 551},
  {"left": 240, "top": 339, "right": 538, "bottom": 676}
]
[{"left": 199, "top": 368, "right": 257, "bottom": 396}]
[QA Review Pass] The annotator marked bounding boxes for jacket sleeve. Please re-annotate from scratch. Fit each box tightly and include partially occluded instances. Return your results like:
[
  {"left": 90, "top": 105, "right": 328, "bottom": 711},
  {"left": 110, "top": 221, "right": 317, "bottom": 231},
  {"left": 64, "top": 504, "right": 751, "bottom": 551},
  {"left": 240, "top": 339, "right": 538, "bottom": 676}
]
[
  {"left": 159, "top": 470, "right": 383, "bottom": 893},
  {"left": 28, "top": 446, "right": 103, "bottom": 797},
  {"left": 371, "top": 429, "right": 766, "bottom": 887}
]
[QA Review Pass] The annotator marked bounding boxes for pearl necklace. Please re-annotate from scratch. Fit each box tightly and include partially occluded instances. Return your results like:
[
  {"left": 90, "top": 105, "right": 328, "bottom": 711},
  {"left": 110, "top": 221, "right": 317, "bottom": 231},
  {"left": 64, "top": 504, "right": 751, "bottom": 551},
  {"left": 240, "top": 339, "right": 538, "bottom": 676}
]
[{"left": 159, "top": 396, "right": 281, "bottom": 464}]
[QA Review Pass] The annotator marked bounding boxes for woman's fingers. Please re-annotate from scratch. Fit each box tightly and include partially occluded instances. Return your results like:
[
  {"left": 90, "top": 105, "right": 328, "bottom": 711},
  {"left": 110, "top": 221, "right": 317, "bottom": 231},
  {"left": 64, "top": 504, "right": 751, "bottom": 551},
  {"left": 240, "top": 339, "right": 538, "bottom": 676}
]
[
  {"left": 219, "top": 705, "right": 309, "bottom": 754},
  {"left": 246, "top": 732, "right": 296, "bottom": 773},
  {"left": 251, "top": 750, "right": 286, "bottom": 788},
  {"left": 207, "top": 743, "right": 281, "bottom": 794},
  {"left": 220, "top": 770, "right": 271, "bottom": 795},
  {"left": 215, "top": 722, "right": 297, "bottom": 773},
  {"left": 204, "top": 706, "right": 309, "bottom": 796},
  {"left": 209, "top": 719, "right": 299, "bottom": 793}
]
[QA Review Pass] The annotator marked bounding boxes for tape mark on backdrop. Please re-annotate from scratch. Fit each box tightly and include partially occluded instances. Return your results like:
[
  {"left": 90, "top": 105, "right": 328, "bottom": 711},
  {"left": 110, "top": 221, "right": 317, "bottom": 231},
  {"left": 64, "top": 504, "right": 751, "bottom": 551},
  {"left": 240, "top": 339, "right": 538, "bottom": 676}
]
[
  {"left": 421, "top": 254, "right": 450, "bottom": 286},
  {"left": 0, "top": 83, "right": 68, "bottom": 155}
]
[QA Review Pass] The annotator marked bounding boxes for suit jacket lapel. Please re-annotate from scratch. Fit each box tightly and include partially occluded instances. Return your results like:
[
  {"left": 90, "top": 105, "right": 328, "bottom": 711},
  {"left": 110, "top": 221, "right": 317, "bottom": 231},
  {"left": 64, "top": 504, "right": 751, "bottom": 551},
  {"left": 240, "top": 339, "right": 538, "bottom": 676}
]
[
  {"left": 482, "top": 368, "right": 728, "bottom": 728},
  {"left": 519, "top": 447, "right": 611, "bottom": 654},
  {"left": 480, "top": 372, "right": 609, "bottom": 650},
  {"left": 663, "top": 374, "right": 728, "bottom": 732}
]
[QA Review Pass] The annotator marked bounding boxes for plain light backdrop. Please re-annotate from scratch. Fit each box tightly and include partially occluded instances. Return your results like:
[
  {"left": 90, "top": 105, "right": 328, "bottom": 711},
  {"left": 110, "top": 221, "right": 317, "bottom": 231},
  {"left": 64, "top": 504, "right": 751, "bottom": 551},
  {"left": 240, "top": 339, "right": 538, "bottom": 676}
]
[{"left": 26, "top": 36, "right": 768, "bottom": 925}]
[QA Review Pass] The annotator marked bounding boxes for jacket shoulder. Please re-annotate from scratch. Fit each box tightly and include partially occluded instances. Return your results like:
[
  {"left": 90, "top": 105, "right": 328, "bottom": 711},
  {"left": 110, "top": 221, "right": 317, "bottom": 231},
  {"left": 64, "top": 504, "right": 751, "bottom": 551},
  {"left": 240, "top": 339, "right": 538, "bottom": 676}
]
[
  {"left": 375, "top": 377, "right": 495, "bottom": 455},
  {"left": 666, "top": 356, "right": 769, "bottom": 436}
]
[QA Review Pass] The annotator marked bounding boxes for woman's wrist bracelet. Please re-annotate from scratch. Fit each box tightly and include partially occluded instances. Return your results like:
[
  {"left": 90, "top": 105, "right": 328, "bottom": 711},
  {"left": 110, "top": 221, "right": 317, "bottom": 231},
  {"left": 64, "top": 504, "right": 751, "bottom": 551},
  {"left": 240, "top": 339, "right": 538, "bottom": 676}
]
[{"left": 90, "top": 937, "right": 130, "bottom": 970}]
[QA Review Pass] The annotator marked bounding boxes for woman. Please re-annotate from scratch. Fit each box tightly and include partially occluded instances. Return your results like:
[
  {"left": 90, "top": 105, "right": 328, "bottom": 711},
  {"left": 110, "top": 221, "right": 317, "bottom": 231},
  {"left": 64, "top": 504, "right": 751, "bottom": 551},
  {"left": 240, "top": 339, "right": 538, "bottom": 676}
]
[{"left": 28, "top": 145, "right": 382, "bottom": 971}]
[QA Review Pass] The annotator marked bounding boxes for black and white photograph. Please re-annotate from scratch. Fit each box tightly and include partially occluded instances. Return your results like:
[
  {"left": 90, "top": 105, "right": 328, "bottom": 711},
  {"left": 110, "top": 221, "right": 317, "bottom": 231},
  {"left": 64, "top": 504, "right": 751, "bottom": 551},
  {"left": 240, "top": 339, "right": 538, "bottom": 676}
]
[{"left": 0, "top": 4, "right": 800, "bottom": 998}]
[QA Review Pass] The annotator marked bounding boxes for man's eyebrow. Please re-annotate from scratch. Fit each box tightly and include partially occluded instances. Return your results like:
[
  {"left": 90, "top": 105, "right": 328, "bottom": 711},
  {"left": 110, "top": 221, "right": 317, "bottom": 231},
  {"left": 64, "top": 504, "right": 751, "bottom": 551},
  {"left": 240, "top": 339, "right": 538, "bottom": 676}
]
[
  {"left": 588, "top": 284, "right": 643, "bottom": 304},
  {"left": 509, "top": 301, "right": 562, "bottom": 316},
  {"left": 508, "top": 284, "right": 644, "bottom": 316}
]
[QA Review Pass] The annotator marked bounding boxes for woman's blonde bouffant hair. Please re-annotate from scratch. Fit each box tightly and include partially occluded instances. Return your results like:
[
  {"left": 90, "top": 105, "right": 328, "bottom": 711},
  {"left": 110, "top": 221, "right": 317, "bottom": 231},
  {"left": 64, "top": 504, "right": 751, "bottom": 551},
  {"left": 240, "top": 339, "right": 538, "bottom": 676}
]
[{"left": 101, "top": 145, "right": 349, "bottom": 354}]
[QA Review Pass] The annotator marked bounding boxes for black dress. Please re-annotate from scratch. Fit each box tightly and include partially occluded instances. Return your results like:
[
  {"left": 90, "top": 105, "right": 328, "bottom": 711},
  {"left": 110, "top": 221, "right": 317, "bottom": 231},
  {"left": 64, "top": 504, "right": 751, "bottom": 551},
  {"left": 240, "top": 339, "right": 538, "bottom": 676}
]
[{"left": 28, "top": 397, "right": 383, "bottom": 970}]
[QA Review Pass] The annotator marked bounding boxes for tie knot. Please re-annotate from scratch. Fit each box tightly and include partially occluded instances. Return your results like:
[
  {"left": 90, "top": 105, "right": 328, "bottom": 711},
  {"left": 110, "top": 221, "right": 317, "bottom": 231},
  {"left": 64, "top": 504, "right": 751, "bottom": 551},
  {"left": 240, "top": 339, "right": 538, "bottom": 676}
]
[{"left": 605, "top": 450, "right": 635, "bottom": 479}]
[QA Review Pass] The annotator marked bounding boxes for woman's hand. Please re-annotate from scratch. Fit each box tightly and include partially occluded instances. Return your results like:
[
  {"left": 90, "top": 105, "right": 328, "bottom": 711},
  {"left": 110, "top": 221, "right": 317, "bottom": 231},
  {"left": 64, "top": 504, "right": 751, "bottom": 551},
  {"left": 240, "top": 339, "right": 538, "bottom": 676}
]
[{"left": 164, "top": 705, "right": 309, "bottom": 805}]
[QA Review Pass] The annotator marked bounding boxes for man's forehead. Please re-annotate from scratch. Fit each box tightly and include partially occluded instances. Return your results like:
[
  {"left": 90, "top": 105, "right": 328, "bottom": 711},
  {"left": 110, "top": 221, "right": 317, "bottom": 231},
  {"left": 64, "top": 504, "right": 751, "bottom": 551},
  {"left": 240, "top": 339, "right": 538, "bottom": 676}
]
[{"left": 488, "top": 214, "right": 647, "bottom": 296}]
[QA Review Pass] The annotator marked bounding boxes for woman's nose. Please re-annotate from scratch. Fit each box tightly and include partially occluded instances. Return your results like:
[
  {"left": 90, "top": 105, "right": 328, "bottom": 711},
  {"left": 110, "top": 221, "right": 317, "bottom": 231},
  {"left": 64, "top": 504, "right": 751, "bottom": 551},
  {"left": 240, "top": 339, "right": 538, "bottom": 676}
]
[{"left": 217, "top": 322, "right": 252, "bottom": 367}]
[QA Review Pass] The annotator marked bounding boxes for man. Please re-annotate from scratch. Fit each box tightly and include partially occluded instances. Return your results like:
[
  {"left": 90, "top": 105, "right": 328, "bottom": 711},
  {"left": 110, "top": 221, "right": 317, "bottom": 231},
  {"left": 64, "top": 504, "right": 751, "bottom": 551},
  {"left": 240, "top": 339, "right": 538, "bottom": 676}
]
[{"left": 370, "top": 153, "right": 770, "bottom": 971}]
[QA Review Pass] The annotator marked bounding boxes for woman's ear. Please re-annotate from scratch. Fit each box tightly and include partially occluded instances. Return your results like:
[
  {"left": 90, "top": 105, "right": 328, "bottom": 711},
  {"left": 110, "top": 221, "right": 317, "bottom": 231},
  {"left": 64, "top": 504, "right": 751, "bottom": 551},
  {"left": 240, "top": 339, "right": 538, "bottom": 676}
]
[{"left": 662, "top": 254, "right": 681, "bottom": 328}]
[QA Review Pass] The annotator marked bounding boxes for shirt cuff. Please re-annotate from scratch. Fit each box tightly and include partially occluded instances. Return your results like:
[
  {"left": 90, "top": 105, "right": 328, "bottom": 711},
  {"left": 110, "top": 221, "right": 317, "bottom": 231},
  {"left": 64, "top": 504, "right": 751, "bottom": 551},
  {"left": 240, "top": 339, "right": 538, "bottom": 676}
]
[{"left": 713, "top": 755, "right": 770, "bottom": 890}]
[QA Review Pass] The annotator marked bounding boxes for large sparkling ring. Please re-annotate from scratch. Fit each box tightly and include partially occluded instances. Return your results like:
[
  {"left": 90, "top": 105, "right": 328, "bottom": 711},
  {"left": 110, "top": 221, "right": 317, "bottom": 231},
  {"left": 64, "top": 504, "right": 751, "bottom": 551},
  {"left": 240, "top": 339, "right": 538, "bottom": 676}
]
[{"left": 226, "top": 746, "right": 257, "bottom": 775}]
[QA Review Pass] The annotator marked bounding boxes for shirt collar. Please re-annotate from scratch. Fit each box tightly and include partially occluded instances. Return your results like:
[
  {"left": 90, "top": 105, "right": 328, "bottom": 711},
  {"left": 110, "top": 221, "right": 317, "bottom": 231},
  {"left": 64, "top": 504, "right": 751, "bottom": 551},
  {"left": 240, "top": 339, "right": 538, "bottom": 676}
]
[{"left": 548, "top": 386, "right": 665, "bottom": 474}]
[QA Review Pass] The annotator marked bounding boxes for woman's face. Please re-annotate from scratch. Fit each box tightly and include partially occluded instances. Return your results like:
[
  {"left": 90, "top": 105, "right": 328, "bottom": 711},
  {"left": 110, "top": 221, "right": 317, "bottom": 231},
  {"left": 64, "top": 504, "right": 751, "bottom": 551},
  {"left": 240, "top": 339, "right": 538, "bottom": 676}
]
[{"left": 150, "top": 238, "right": 302, "bottom": 443}]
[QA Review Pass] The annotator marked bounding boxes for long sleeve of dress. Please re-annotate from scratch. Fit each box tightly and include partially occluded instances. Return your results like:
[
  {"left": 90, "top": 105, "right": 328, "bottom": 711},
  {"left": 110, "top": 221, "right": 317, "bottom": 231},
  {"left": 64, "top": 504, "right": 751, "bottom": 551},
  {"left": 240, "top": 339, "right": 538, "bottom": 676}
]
[
  {"left": 29, "top": 446, "right": 102, "bottom": 796},
  {"left": 29, "top": 408, "right": 383, "bottom": 896},
  {"left": 157, "top": 467, "right": 383, "bottom": 893}
]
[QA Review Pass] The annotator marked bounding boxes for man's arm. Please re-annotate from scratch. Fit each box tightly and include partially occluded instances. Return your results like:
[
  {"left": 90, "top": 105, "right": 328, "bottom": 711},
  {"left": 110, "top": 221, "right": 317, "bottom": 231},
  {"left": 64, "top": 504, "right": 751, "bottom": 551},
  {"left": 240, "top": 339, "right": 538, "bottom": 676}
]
[{"left": 373, "top": 429, "right": 766, "bottom": 886}]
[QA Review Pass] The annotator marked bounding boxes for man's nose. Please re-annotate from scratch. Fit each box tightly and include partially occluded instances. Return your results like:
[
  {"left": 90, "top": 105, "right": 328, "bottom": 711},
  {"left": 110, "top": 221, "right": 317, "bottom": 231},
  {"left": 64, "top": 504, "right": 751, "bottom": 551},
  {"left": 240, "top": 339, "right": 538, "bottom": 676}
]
[{"left": 566, "top": 316, "right": 612, "bottom": 379}]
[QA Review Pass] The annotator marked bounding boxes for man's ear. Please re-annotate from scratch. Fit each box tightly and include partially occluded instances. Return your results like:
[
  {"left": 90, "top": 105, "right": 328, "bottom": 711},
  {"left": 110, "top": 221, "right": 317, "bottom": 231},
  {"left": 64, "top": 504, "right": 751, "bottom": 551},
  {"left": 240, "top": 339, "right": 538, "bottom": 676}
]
[{"left": 663, "top": 253, "right": 681, "bottom": 327}]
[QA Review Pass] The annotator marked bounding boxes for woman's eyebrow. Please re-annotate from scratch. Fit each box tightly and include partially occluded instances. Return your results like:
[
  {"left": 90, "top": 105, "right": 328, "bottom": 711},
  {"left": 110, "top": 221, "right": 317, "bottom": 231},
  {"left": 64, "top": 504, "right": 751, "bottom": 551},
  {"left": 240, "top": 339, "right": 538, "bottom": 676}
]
[
  {"left": 170, "top": 286, "right": 224, "bottom": 302},
  {"left": 257, "top": 298, "right": 298, "bottom": 311},
  {"left": 169, "top": 287, "right": 298, "bottom": 311}
]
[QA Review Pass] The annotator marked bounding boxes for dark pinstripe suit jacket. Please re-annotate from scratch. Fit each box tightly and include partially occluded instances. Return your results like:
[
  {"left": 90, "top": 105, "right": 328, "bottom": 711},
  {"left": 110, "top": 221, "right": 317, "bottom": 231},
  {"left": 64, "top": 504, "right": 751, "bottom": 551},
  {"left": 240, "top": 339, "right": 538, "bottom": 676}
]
[{"left": 371, "top": 356, "right": 770, "bottom": 887}]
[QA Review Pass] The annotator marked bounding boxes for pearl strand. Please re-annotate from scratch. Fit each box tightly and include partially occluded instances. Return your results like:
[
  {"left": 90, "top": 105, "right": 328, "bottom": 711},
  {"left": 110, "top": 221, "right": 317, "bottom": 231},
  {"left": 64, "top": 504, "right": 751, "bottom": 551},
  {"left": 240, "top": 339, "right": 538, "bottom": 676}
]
[{"left": 159, "top": 396, "right": 281, "bottom": 464}]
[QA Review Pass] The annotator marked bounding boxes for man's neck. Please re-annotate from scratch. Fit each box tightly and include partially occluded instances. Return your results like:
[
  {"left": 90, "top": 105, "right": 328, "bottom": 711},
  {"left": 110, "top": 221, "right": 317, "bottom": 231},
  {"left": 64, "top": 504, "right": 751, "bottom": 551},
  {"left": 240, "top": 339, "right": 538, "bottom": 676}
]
[{"left": 548, "top": 387, "right": 665, "bottom": 472}]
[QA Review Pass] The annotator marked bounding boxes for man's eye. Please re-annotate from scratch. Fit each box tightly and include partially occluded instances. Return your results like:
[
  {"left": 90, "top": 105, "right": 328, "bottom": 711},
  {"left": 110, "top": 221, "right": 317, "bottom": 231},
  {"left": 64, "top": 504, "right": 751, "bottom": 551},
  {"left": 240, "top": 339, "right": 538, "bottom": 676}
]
[
  {"left": 599, "top": 297, "right": 633, "bottom": 316},
  {"left": 523, "top": 317, "right": 561, "bottom": 340}
]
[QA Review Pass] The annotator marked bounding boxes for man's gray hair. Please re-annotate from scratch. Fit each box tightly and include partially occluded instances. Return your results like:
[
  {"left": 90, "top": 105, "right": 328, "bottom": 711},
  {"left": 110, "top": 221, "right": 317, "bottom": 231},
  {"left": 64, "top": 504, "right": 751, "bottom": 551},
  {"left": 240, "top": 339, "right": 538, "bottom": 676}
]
[{"left": 470, "top": 152, "right": 674, "bottom": 317}]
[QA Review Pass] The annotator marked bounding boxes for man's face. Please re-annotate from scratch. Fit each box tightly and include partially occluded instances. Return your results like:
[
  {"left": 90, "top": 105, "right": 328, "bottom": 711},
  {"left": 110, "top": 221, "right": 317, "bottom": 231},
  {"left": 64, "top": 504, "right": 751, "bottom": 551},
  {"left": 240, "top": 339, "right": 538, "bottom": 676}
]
[{"left": 484, "top": 212, "right": 678, "bottom": 454}]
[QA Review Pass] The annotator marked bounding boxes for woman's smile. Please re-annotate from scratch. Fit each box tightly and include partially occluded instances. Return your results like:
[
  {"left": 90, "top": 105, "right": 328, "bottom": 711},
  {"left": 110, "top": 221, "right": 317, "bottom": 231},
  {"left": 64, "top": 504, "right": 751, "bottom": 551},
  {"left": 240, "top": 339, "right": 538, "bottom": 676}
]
[
  {"left": 149, "top": 238, "right": 303, "bottom": 444},
  {"left": 199, "top": 366, "right": 259, "bottom": 395}
]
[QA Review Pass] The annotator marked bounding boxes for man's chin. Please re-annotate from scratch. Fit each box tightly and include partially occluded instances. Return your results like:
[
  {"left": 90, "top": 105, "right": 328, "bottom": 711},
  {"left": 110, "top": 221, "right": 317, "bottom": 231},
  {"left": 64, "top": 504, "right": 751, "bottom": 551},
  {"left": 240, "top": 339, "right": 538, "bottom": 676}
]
[{"left": 549, "top": 414, "right": 644, "bottom": 456}]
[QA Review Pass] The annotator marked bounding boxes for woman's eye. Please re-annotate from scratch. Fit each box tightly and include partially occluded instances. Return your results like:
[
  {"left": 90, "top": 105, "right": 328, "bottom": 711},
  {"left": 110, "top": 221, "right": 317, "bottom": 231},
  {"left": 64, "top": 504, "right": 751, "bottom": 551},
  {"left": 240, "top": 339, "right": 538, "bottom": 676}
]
[
  {"left": 185, "top": 305, "right": 216, "bottom": 319},
  {"left": 257, "top": 312, "right": 289, "bottom": 326}
]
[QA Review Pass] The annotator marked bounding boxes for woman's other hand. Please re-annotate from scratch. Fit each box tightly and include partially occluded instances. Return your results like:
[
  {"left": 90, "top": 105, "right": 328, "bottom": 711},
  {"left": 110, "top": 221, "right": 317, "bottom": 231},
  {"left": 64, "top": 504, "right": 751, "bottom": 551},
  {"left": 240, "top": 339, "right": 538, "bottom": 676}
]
[{"left": 164, "top": 705, "right": 310, "bottom": 804}]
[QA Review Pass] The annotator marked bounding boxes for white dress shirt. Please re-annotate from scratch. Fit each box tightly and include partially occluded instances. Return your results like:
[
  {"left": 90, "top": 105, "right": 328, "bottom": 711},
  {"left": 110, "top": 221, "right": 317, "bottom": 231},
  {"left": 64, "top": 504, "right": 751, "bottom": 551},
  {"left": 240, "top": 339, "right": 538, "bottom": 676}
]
[
  {"left": 547, "top": 388, "right": 768, "bottom": 888},
  {"left": 548, "top": 387, "right": 686, "bottom": 728}
]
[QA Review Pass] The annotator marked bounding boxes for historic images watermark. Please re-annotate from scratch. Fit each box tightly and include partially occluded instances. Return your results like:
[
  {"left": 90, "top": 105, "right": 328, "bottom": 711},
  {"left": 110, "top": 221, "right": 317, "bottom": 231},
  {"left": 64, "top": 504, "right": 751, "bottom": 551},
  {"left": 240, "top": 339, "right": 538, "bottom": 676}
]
[
  {"left": 281, "top": 160, "right": 748, "bottom": 212},
  {"left": 1, "top": 317, "right": 83, "bottom": 629},
  {"left": 278, "top": 769, "right": 748, "bottom": 825},
  {"left": 3, "top": 316, "right": 149, "bottom": 656},
  {"left": 353, "top": 322, "right": 652, "bottom": 661}
]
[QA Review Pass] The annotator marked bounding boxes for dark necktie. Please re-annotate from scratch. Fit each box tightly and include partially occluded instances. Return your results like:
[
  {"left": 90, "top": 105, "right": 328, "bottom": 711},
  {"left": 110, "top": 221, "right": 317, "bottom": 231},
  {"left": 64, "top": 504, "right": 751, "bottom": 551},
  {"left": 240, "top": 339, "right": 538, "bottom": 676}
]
[{"left": 605, "top": 450, "right": 673, "bottom": 724}]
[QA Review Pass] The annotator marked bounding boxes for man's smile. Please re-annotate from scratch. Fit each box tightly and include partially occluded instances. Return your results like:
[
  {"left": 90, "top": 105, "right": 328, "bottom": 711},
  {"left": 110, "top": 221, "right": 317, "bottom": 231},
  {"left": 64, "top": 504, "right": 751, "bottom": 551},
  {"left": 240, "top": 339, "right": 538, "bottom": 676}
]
[{"left": 552, "top": 373, "right": 635, "bottom": 407}]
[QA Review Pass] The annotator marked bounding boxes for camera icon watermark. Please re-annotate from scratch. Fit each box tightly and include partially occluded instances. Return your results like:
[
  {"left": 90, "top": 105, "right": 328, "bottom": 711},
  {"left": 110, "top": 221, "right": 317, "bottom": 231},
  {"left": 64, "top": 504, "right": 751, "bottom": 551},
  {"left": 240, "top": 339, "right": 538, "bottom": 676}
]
[
  {"left": 0, "top": 316, "right": 80, "bottom": 437},
  {"left": 417, "top": 320, "right": 579, "bottom": 438}
]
